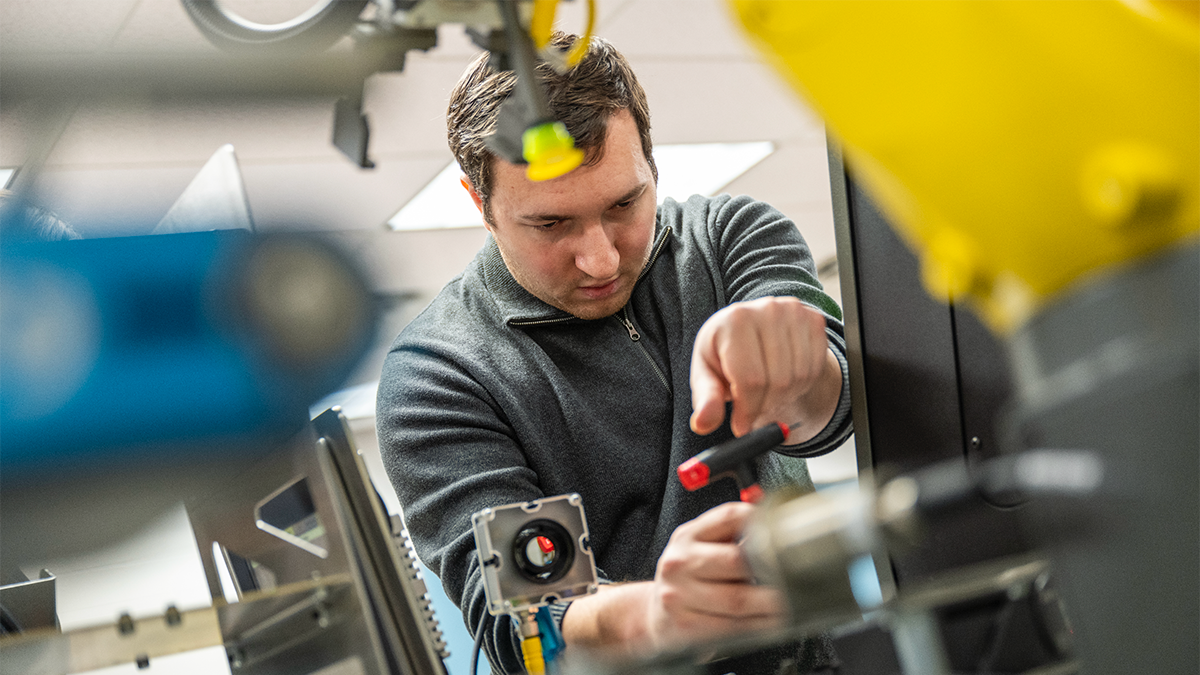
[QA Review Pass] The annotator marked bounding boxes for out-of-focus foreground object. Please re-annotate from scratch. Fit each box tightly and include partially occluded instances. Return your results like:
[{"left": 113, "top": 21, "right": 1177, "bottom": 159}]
[
  {"left": 731, "top": 0, "right": 1198, "bottom": 334},
  {"left": 178, "top": 0, "right": 585, "bottom": 176},
  {"left": 0, "top": 408, "right": 451, "bottom": 675},
  {"left": 730, "top": 2, "right": 1199, "bottom": 674},
  {"left": 0, "top": 230, "right": 376, "bottom": 465},
  {"left": 744, "top": 450, "right": 1101, "bottom": 675}
]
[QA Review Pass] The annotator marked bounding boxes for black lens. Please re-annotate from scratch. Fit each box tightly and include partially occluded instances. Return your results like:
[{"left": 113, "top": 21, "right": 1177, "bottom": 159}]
[{"left": 512, "top": 519, "right": 575, "bottom": 584}]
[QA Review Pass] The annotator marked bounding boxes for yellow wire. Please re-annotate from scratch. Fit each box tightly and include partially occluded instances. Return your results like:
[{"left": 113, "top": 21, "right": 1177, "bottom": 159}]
[
  {"left": 531, "top": 0, "right": 557, "bottom": 50},
  {"left": 565, "top": 0, "right": 596, "bottom": 67},
  {"left": 530, "top": 0, "right": 596, "bottom": 70},
  {"left": 521, "top": 635, "right": 546, "bottom": 675}
]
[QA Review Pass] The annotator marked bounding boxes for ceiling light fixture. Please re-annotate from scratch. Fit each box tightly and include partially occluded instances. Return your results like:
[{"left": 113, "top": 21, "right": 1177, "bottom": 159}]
[{"left": 388, "top": 142, "right": 775, "bottom": 232}]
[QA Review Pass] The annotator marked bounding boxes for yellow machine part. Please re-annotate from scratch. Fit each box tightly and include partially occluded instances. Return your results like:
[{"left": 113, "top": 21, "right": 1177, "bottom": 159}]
[{"left": 730, "top": 0, "right": 1199, "bottom": 334}]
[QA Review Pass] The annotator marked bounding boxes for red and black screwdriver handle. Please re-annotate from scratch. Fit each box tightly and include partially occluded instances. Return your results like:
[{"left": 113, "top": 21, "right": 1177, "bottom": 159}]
[{"left": 676, "top": 422, "right": 789, "bottom": 503}]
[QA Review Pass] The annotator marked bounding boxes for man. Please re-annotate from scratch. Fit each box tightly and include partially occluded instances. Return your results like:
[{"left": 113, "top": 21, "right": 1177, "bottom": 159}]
[{"left": 377, "top": 33, "right": 852, "bottom": 674}]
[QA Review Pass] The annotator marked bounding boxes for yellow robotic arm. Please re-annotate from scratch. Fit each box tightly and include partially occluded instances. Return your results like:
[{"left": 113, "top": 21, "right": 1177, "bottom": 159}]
[{"left": 730, "top": 0, "right": 1199, "bottom": 334}]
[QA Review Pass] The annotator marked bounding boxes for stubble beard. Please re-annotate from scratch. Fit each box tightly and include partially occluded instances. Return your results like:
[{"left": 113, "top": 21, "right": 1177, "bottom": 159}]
[{"left": 493, "top": 236, "right": 651, "bottom": 321}]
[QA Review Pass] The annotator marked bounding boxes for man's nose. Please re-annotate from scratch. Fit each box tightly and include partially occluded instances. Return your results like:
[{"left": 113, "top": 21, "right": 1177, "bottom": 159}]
[{"left": 574, "top": 220, "right": 619, "bottom": 279}]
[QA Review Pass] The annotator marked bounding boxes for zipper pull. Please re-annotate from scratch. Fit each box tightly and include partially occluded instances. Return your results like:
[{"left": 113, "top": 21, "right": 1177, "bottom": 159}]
[{"left": 620, "top": 311, "right": 641, "bottom": 341}]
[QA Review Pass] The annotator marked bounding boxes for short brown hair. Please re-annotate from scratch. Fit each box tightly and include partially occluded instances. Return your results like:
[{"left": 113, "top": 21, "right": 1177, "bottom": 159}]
[{"left": 446, "top": 32, "right": 655, "bottom": 221}]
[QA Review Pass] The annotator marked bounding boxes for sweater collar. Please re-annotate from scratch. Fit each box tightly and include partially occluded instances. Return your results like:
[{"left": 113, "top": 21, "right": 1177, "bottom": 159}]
[{"left": 482, "top": 221, "right": 672, "bottom": 326}]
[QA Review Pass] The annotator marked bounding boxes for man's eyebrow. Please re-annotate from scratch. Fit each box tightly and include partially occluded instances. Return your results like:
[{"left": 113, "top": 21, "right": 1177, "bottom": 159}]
[
  {"left": 612, "top": 183, "right": 648, "bottom": 206},
  {"left": 518, "top": 183, "right": 648, "bottom": 223}
]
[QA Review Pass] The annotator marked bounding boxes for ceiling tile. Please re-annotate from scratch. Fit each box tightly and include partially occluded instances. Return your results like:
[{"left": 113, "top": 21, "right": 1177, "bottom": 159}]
[
  {"left": 599, "top": 0, "right": 757, "bottom": 59},
  {"left": 720, "top": 138, "right": 832, "bottom": 212},
  {"left": 7, "top": 0, "right": 841, "bottom": 310},
  {"left": 0, "top": 99, "right": 39, "bottom": 166},
  {"left": 632, "top": 60, "right": 822, "bottom": 145},
  {"left": 363, "top": 60, "right": 479, "bottom": 157},
  {"left": 45, "top": 97, "right": 342, "bottom": 168},
  {"left": 108, "top": 0, "right": 223, "bottom": 53},
  {"left": 543, "top": 0, "right": 640, "bottom": 39},
  {"left": 29, "top": 151, "right": 454, "bottom": 238},
  {"left": 328, "top": 226, "right": 489, "bottom": 298},
  {"left": 0, "top": 0, "right": 139, "bottom": 53},
  {"left": 240, "top": 155, "right": 452, "bottom": 231},
  {"left": 408, "top": 23, "right": 484, "bottom": 61}
]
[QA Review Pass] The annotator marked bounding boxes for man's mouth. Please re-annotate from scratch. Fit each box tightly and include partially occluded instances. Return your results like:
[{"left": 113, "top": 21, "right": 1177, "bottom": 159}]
[{"left": 579, "top": 278, "right": 619, "bottom": 300}]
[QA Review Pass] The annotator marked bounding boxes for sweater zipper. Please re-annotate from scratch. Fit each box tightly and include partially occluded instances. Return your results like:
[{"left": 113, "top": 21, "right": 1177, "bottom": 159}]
[
  {"left": 510, "top": 316, "right": 572, "bottom": 328},
  {"left": 636, "top": 226, "right": 672, "bottom": 283},
  {"left": 619, "top": 307, "right": 671, "bottom": 392}
]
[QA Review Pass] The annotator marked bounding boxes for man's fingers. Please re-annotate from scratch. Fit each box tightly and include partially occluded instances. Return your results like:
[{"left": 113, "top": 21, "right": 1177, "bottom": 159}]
[
  {"left": 689, "top": 362, "right": 729, "bottom": 435},
  {"left": 655, "top": 605, "right": 784, "bottom": 650},
  {"left": 669, "top": 582, "right": 786, "bottom": 623},
  {"left": 692, "top": 297, "right": 832, "bottom": 440},
  {"left": 749, "top": 303, "right": 810, "bottom": 431},
  {"left": 690, "top": 331, "right": 731, "bottom": 435},
  {"left": 650, "top": 501, "right": 784, "bottom": 651},
  {"left": 661, "top": 541, "right": 754, "bottom": 582},
  {"left": 718, "top": 319, "right": 768, "bottom": 437},
  {"left": 679, "top": 501, "right": 754, "bottom": 543}
]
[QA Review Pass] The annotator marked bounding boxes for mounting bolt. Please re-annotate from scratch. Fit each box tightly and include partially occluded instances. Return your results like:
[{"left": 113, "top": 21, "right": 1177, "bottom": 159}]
[
  {"left": 314, "top": 605, "right": 331, "bottom": 629},
  {"left": 118, "top": 613, "right": 135, "bottom": 635},
  {"left": 136, "top": 654, "right": 150, "bottom": 669},
  {"left": 165, "top": 605, "right": 182, "bottom": 627},
  {"left": 921, "top": 228, "right": 986, "bottom": 302},
  {"left": 1081, "top": 142, "right": 1180, "bottom": 228},
  {"left": 970, "top": 436, "right": 982, "bottom": 450}
]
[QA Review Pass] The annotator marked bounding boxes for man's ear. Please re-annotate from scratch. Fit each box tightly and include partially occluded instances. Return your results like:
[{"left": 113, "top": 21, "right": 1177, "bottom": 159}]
[{"left": 460, "top": 176, "right": 490, "bottom": 227}]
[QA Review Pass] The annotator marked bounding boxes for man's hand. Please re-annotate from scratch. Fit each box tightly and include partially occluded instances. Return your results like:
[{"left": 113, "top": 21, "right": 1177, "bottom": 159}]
[
  {"left": 643, "top": 501, "right": 784, "bottom": 650},
  {"left": 559, "top": 502, "right": 784, "bottom": 655},
  {"left": 690, "top": 296, "right": 841, "bottom": 444}
]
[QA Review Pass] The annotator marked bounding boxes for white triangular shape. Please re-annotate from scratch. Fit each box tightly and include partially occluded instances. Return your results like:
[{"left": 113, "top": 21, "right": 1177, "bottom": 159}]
[{"left": 153, "top": 144, "right": 254, "bottom": 235}]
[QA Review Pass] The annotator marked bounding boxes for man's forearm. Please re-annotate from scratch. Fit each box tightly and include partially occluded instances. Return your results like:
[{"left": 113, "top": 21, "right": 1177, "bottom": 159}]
[{"left": 559, "top": 582, "right": 652, "bottom": 656}]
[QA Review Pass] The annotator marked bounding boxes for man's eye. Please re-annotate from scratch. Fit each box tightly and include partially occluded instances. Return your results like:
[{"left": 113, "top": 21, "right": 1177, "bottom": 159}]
[
  {"left": 539, "top": 221, "right": 558, "bottom": 229},
  {"left": 614, "top": 200, "right": 632, "bottom": 209}
]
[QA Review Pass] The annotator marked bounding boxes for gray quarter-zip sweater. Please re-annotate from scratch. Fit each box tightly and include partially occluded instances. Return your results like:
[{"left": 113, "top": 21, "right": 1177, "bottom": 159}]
[{"left": 377, "top": 194, "right": 852, "bottom": 674}]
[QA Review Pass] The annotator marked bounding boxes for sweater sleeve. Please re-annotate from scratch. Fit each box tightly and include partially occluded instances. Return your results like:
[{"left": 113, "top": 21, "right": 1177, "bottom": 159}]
[
  {"left": 377, "top": 337, "right": 542, "bottom": 674},
  {"left": 702, "top": 194, "right": 854, "bottom": 457}
]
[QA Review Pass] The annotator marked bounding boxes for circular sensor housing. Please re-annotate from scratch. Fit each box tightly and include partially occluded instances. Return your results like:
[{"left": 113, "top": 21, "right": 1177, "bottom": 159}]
[{"left": 512, "top": 519, "right": 575, "bottom": 584}]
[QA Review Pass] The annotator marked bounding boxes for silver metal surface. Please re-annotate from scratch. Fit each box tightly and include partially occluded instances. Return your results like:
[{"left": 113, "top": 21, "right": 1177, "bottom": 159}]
[
  {"left": 746, "top": 460, "right": 1072, "bottom": 675},
  {"left": 472, "top": 493, "right": 598, "bottom": 616},
  {"left": 0, "top": 604, "right": 223, "bottom": 675},
  {"left": 895, "top": 555, "right": 1048, "bottom": 612},
  {"left": 890, "top": 606, "right": 951, "bottom": 675},
  {"left": 0, "top": 570, "right": 57, "bottom": 633},
  {"left": 1007, "top": 242, "right": 1199, "bottom": 675},
  {"left": 187, "top": 410, "right": 449, "bottom": 675},
  {"left": 394, "top": 0, "right": 531, "bottom": 30},
  {"left": 313, "top": 408, "right": 451, "bottom": 672}
]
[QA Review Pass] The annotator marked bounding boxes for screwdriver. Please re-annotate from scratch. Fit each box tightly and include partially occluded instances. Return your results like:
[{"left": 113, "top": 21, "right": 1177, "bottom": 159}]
[{"left": 676, "top": 422, "right": 789, "bottom": 503}]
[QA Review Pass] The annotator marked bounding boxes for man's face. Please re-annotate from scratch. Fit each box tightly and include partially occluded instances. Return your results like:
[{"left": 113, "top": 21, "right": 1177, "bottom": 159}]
[{"left": 472, "top": 109, "right": 657, "bottom": 320}]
